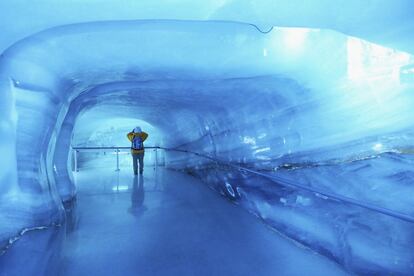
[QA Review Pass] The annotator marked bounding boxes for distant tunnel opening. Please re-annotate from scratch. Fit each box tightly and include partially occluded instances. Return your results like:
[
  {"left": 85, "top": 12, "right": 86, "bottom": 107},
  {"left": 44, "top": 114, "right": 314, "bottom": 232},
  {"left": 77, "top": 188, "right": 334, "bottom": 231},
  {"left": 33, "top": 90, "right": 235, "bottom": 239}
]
[{"left": 69, "top": 104, "right": 165, "bottom": 170}]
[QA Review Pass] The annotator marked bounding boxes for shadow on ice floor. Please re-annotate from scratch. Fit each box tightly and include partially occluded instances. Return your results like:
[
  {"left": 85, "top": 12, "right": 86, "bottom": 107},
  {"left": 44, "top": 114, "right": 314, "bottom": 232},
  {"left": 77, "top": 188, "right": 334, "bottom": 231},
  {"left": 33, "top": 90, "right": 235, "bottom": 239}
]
[{"left": 0, "top": 167, "right": 349, "bottom": 276}]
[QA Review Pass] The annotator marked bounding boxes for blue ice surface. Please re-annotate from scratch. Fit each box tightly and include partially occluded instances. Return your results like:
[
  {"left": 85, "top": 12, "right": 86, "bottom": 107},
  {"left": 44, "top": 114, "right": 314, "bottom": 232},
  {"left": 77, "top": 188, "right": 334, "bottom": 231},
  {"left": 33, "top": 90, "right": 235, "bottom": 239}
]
[
  {"left": 0, "top": 168, "right": 349, "bottom": 275},
  {"left": 1, "top": 2, "right": 414, "bottom": 275}
]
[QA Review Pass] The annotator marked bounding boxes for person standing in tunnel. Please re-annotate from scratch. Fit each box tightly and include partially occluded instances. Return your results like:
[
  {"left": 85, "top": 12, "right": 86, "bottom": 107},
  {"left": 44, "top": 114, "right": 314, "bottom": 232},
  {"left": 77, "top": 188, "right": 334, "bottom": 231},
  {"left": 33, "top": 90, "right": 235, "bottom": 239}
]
[{"left": 127, "top": 127, "right": 148, "bottom": 175}]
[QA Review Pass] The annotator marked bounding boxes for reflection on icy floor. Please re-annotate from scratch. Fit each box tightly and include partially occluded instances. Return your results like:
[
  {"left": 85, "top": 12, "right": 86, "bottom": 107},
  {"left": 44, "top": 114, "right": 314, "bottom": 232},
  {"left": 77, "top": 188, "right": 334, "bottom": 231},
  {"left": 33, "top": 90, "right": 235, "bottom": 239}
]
[{"left": 55, "top": 168, "right": 347, "bottom": 276}]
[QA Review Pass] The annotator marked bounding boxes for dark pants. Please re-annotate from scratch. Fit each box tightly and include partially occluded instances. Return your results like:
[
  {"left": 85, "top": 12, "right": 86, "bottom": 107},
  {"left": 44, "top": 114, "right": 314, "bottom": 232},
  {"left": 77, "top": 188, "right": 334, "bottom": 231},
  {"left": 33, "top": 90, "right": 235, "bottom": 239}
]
[{"left": 132, "top": 152, "right": 144, "bottom": 174}]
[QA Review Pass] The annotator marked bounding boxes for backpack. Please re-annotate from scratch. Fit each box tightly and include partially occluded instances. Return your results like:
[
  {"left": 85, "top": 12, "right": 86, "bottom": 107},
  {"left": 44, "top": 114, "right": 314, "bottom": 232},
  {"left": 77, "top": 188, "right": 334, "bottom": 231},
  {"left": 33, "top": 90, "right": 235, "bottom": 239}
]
[{"left": 131, "top": 135, "right": 144, "bottom": 150}]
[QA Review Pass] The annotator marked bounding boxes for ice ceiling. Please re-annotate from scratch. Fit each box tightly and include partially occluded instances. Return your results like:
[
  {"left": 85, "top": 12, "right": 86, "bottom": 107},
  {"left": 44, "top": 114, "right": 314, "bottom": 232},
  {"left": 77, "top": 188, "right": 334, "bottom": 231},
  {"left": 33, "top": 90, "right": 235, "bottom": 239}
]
[{"left": 1, "top": 1, "right": 414, "bottom": 275}]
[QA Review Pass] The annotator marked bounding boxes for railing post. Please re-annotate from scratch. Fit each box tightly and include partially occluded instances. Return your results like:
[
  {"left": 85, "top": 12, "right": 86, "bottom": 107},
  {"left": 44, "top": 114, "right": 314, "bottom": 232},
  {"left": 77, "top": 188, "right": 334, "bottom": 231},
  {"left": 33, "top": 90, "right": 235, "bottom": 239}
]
[
  {"left": 115, "top": 149, "right": 120, "bottom": 171},
  {"left": 74, "top": 150, "right": 78, "bottom": 172}
]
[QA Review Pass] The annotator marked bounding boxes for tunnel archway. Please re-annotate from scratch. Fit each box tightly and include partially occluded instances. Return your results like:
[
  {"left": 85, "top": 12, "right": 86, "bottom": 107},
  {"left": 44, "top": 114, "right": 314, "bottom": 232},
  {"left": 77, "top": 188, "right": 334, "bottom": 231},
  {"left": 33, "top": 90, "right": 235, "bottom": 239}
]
[{"left": 1, "top": 19, "right": 414, "bottom": 275}]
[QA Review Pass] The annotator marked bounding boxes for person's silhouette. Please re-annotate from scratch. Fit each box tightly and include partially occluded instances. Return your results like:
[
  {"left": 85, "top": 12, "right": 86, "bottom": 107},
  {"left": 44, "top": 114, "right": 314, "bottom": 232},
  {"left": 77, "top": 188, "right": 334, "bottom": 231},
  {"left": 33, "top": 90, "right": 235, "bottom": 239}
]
[{"left": 127, "top": 127, "right": 148, "bottom": 175}]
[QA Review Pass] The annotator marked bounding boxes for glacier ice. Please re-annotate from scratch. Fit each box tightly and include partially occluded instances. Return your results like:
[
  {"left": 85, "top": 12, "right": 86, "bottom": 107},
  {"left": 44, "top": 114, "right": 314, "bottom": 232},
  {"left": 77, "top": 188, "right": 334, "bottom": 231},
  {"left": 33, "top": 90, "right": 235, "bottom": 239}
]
[{"left": 1, "top": 2, "right": 414, "bottom": 275}]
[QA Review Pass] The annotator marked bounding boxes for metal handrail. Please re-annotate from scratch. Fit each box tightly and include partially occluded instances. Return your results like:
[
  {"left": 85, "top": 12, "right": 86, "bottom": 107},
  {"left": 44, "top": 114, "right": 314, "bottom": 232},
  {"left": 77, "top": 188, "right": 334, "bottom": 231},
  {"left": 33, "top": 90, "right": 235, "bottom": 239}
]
[
  {"left": 72, "top": 146, "right": 161, "bottom": 150},
  {"left": 71, "top": 145, "right": 414, "bottom": 224},
  {"left": 72, "top": 146, "right": 162, "bottom": 171}
]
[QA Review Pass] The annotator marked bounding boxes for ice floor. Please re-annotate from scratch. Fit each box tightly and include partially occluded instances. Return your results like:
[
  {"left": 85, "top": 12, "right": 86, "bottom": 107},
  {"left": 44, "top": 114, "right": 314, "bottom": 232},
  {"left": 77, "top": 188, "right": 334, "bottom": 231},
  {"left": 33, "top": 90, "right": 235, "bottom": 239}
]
[{"left": 1, "top": 167, "right": 348, "bottom": 276}]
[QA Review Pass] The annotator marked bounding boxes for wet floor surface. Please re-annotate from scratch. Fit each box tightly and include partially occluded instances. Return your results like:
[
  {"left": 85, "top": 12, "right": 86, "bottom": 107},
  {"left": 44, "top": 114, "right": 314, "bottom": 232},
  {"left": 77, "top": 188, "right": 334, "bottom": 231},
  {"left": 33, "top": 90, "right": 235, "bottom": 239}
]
[{"left": 1, "top": 167, "right": 349, "bottom": 276}]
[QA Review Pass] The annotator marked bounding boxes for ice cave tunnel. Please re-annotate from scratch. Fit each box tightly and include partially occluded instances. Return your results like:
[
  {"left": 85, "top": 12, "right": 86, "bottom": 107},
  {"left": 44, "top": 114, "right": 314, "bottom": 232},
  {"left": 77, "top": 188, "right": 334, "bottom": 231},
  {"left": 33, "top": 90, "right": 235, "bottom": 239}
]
[{"left": 0, "top": 1, "right": 414, "bottom": 275}]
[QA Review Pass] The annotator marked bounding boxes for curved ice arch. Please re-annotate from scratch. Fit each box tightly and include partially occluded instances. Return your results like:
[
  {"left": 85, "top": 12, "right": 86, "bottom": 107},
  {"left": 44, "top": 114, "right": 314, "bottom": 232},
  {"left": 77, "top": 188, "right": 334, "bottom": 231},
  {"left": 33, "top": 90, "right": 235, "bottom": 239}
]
[{"left": 1, "top": 20, "right": 413, "bottom": 273}]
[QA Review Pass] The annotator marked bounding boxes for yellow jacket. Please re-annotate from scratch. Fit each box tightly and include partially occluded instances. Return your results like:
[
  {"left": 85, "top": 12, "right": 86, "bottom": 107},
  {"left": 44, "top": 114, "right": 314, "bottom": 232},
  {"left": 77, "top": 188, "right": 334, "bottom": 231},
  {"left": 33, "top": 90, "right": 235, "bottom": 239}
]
[{"left": 127, "top": 131, "right": 148, "bottom": 154}]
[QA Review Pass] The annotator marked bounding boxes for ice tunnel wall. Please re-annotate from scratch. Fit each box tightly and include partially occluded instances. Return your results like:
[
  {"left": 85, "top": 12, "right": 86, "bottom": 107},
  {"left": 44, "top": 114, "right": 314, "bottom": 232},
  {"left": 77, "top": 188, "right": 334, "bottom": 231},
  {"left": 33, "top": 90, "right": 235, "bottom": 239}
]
[{"left": 1, "top": 20, "right": 414, "bottom": 274}]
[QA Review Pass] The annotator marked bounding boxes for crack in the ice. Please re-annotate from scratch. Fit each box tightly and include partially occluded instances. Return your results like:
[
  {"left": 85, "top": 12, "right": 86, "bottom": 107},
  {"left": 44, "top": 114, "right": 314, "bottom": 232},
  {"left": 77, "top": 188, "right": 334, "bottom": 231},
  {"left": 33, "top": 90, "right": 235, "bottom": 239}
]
[
  {"left": 274, "top": 154, "right": 381, "bottom": 171},
  {"left": 0, "top": 223, "right": 61, "bottom": 256},
  {"left": 272, "top": 150, "right": 405, "bottom": 171}
]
